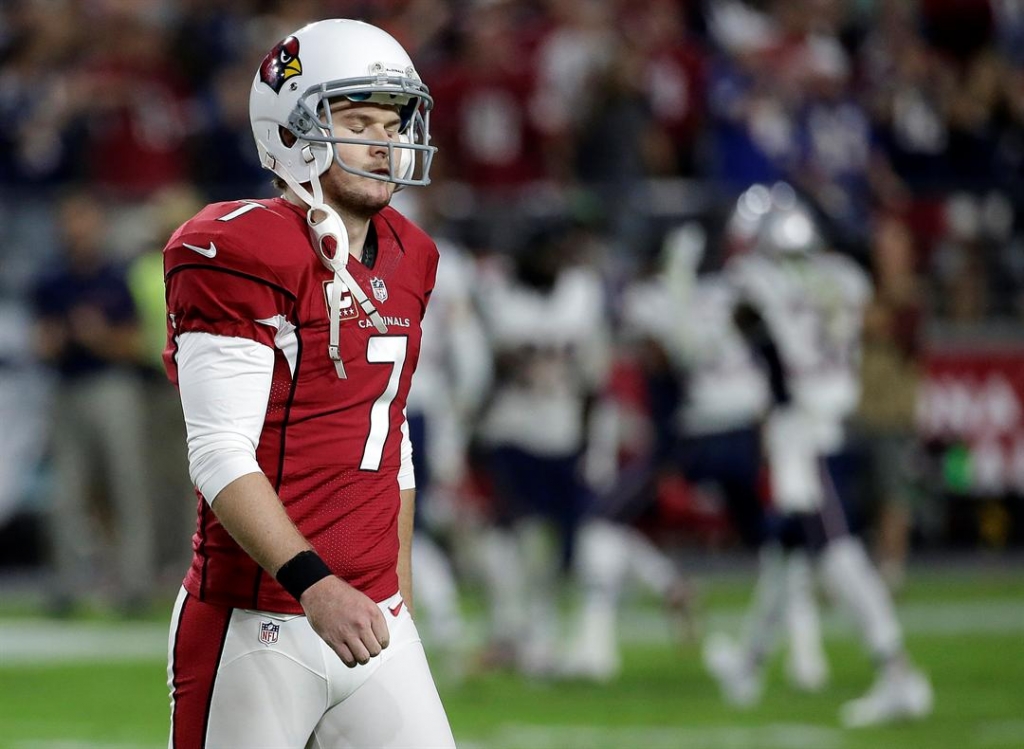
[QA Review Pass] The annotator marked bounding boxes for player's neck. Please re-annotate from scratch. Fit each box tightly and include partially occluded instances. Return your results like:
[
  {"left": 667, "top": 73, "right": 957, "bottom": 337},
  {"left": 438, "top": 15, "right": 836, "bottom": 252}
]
[{"left": 344, "top": 219, "right": 371, "bottom": 262}]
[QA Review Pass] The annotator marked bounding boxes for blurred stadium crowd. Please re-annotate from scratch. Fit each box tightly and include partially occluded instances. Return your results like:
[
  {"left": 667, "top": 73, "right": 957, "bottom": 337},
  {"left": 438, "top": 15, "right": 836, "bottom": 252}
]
[
  {"left": 0, "top": 0, "right": 1022, "bottom": 643},
  {"left": 3, "top": 0, "right": 1024, "bottom": 297}
]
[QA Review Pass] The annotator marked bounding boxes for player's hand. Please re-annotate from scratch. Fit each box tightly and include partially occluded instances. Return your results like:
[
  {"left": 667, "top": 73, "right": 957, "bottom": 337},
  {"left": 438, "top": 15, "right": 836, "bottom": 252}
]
[{"left": 300, "top": 575, "right": 390, "bottom": 668}]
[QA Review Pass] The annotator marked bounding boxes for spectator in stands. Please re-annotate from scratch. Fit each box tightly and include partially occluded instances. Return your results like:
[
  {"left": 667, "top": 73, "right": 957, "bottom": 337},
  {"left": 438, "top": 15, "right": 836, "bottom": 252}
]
[
  {"left": 0, "top": 4, "right": 85, "bottom": 190},
  {"left": 426, "top": 0, "right": 546, "bottom": 189},
  {"left": 74, "top": 10, "right": 190, "bottom": 197},
  {"left": 187, "top": 62, "right": 274, "bottom": 202},
  {"left": 620, "top": 0, "right": 708, "bottom": 176},
  {"left": 530, "top": 0, "right": 617, "bottom": 183},
  {"left": 703, "top": 0, "right": 795, "bottom": 192}
]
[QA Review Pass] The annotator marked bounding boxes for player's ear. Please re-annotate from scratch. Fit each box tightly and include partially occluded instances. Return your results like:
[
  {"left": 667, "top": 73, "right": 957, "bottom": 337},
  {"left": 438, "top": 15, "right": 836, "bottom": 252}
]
[{"left": 279, "top": 127, "right": 298, "bottom": 148}]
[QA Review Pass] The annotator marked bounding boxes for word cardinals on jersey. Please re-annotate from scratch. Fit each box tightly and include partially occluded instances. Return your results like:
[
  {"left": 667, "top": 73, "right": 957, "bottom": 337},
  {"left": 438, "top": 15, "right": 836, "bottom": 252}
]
[{"left": 163, "top": 197, "right": 438, "bottom": 612}]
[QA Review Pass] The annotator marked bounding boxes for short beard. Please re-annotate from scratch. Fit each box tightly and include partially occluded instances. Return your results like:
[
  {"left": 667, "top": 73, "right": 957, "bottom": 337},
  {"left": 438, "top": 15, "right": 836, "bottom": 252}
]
[
  {"left": 323, "top": 171, "right": 393, "bottom": 221},
  {"left": 343, "top": 189, "right": 391, "bottom": 220}
]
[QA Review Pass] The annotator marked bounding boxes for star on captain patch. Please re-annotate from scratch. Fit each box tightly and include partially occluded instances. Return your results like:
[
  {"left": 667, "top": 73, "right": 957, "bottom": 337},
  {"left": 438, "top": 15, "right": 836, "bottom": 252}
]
[{"left": 370, "top": 277, "right": 388, "bottom": 303}]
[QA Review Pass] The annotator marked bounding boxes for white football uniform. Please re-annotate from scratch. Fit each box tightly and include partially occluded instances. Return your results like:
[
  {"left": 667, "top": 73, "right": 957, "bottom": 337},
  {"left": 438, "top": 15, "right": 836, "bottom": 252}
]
[
  {"left": 622, "top": 272, "right": 769, "bottom": 436},
  {"left": 677, "top": 276, "right": 772, "bottom": 434},
  {"left": 404, "top": 240, "right": 491, "bottom": 653},
  {"left": 728, "top": 250, "right": 871, "bottom": 422},
  {"left": 407, "top": 240, "right": 492, "bottom": 486},
  {"left": 727, "top": 250, "right": 872, "bottom": 510},
  {"left": 702, "top": 193, "right": 930, "bottom": 726},
  {"left": 169, "top": 588, "right": 454, "bottom": 748},
  {"left": 473, "top": 261, "right": 611, "bottom": 675},
  {"left": 477, "top": 265, "right": 611, "bottom": 457}
]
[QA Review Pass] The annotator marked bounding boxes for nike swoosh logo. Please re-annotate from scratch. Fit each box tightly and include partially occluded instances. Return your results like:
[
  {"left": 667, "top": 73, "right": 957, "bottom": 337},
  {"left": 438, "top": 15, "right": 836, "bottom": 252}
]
[
  {"left": 183, "top": 241, "right": 217, "bottom": 258},
  {"left": 388, "top": 600, "right": 404, "bottom": 617}
]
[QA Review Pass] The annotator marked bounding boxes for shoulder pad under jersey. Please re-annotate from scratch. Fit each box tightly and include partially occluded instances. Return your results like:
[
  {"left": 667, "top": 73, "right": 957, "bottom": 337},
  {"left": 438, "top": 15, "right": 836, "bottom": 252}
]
[{"left": 163, "top": 199, "right": 311, "bottom": 291}]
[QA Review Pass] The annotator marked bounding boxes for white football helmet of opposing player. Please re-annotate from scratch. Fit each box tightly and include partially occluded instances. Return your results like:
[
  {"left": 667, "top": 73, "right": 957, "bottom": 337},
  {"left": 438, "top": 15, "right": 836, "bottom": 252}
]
[
  {"left": 727, "top": 182, "right": 823, "bottom": 257},
  {"left": 249, "top": 18, "right": 436, "bottom": 203}
]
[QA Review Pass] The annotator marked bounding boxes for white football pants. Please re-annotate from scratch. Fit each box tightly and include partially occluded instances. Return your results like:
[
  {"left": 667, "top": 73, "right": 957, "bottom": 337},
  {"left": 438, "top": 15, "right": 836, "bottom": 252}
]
[{"left": 168, "top": 588, "right": 456, "bottom": 748}]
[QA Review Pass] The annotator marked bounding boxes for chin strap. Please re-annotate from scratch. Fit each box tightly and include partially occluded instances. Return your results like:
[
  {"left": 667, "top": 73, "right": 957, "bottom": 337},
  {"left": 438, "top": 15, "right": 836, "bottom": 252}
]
[{"left": 286, "top": 157, "right": 388, "bottom": 379}]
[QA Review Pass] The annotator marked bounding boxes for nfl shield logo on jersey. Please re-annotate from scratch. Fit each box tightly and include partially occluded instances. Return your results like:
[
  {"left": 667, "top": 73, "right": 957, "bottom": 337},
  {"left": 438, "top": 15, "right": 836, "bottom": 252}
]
[
  {"left": 259, "top": 620, "right": 280, "bottom": 645},
  {"left": 370, "top": 277, "right": 388, "bottom": 303}
]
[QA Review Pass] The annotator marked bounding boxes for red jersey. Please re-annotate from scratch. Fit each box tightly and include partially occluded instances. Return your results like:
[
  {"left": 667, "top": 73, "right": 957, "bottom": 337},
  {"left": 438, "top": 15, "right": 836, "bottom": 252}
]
[{"left": 163, "top": 197, "right": 438, "bottom": 612}]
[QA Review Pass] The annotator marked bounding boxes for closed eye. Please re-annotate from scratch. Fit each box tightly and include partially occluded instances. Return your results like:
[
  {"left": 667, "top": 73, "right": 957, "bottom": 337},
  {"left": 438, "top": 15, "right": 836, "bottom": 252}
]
[
  {"left": 330, "top": 104, "right": 402, "bottom": 136},
  {"left": 338, "top": 120, "right": 401, "bottom": 140}
]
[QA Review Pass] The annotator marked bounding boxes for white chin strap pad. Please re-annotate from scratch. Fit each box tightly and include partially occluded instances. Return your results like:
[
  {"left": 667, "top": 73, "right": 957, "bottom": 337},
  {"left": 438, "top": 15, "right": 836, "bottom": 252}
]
[{"left": 293, "top": 160, "right": 388, "bottom": 378}]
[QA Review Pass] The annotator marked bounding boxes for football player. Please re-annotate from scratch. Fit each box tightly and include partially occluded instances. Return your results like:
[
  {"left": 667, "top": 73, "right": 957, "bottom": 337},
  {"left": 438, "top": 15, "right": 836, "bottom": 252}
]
[
  {"left": 569, "top": 220, "right": 821, "bottom": 687},
  {"left": 702, "top": 182, "right": 933, "bottom": 728},
  {"left": 473, "top": 221, "right": 613, "bottom": 677},
  {"left": 162, "top": 20, "right": 455, "bottom": 747},
  {"left": 405, "top": 229, "right": 493, "bottom": 670}
]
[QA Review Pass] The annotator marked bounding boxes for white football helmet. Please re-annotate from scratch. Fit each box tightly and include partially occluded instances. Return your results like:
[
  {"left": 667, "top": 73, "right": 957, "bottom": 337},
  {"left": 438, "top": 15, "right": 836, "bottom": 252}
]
[
  {"left": 249, "top": 19, "right": 436, "bottom": 201},
  {"left": 249, "top": 20, "right": 436, "bottom": 379},
  {"left": 727, "top": 182, "right": 823, "bottom": 257}
]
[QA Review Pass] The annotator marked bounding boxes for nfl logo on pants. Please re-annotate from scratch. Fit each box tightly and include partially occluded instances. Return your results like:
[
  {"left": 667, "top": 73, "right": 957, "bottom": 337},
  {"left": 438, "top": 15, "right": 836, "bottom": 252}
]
[{"left": 260, "top": 621, "right": 280, "bottom": 645}]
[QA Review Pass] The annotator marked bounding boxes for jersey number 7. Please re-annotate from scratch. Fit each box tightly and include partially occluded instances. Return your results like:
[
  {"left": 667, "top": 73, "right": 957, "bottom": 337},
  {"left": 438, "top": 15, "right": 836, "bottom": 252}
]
[
  {"left": 217, "top": 202, "right": 408, "bottom": 474},
  {"left": 361, "top": 336, "right": 408, "bottom": 471}
]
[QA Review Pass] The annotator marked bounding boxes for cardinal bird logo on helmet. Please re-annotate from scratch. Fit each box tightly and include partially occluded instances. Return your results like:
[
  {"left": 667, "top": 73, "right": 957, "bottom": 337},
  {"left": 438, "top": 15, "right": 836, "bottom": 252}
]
[{"left": 259, "top": 35, "right": 302, "bottom": 93}]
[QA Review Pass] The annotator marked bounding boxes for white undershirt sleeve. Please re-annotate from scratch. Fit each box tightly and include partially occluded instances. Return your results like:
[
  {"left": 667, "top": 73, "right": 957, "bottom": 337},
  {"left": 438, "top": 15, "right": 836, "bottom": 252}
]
[
  {"left": 176, "top": 331, "right": 275, "bottom": 504},
  {"left": 398, "top": 406, "right": 416, "bottom": 490}
]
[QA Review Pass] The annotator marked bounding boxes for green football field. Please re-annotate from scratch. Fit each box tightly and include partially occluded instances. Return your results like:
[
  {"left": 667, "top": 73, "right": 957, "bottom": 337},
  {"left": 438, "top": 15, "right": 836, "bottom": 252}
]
[{"left": 1, "top": 562, "right": 1022, "bottom": 749}]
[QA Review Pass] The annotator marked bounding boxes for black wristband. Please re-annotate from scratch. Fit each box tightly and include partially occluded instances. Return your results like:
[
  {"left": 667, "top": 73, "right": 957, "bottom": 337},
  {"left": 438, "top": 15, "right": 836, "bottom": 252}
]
[{"left": 275, "top": 550, "right": 332, "bottom": 602}]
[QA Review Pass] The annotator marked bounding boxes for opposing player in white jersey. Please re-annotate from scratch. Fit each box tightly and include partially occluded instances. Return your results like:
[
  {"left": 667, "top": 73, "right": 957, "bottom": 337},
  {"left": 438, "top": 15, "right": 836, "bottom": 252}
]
[
  {"left": 404, "top": 231, "right": 493, "bottom": 665},
  {"left": 604, "top": 221, "right": 828, "bottom": 693},
  {"left": 703, "top": 183, "right": 932, "bottom": 727},
  {"left": 474, "top": 222, "right": 612, "bottom": 676}
]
